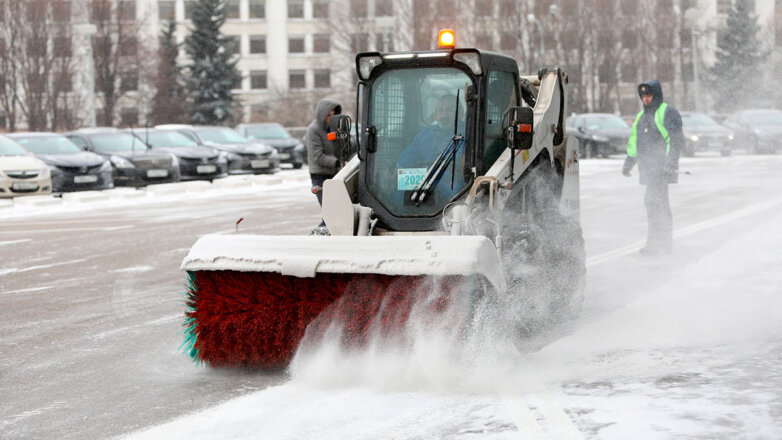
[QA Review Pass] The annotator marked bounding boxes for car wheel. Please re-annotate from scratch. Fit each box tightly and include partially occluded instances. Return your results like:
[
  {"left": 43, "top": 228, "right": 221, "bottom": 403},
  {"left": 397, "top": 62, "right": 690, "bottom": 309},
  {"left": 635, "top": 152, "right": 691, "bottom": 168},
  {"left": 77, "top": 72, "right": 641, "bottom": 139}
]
[
  {"left": 581, "top": 142, "right": 593, "bottom": 159},
  {"left": 292, "top": 162, "right": 303, "bottom": 169}
]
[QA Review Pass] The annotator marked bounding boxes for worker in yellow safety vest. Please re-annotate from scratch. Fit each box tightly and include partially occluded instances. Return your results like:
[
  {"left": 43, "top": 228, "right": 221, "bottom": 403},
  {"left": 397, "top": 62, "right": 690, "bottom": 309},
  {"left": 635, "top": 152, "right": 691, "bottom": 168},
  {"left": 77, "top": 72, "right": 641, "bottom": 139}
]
[{"left": 622, "top": 79, "right": 683, "bottom": 255}]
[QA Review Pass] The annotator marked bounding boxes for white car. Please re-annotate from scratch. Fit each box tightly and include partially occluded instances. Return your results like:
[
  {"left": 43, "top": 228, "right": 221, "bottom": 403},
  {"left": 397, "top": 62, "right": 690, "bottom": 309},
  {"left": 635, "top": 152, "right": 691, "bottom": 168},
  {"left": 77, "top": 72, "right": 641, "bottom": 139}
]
[{"left": 0, "top": 135, "right": 52, "bottom": 198}]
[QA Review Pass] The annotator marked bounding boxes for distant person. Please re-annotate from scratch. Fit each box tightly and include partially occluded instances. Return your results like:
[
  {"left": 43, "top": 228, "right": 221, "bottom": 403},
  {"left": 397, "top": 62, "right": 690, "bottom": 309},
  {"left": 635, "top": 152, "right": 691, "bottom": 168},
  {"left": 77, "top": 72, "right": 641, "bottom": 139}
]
[
  {"left": 306, "top": 98, "right": 342, "bottom": 227},
  {"left": 622, "top": 80, "right": 684, "bottom": 255}
]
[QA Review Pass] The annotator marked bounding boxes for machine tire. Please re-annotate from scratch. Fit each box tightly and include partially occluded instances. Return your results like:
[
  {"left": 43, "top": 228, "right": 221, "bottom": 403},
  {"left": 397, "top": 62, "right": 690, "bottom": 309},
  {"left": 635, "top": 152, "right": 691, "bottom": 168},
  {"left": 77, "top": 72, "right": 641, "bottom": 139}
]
[{"left": 292, "top": 162, "right": 303, "bottom": 169}]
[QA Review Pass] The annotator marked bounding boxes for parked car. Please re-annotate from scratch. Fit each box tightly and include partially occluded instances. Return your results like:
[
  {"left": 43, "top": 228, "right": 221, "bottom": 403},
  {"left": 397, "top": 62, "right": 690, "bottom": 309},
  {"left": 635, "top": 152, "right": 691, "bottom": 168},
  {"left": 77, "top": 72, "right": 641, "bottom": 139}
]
[
  {"left": 0, "top": 135, "right": 52, "bottom": 198},
  {"left": 721, "top": 109, "right": 782, "bottom": 154},
  {"left": 65, "top": 128, "right": 180, "bottom": 187},
  {"left": 235, "top": 123, "right": 305, "bottom": 169},
  {"left": 679, "top": 112, "right": 735, "bottom": 157},
  {"left": 8, "top": 132, "right": 113, "bottom": 192},
  {"left": 156, "top": 125, "right": 280, "bottom": 174},
  {"left": 128, "top": 128, "right": 228, "bottom": 181},
  {"left": 566, "top": 113, "right": 631, "bottom": 158}
]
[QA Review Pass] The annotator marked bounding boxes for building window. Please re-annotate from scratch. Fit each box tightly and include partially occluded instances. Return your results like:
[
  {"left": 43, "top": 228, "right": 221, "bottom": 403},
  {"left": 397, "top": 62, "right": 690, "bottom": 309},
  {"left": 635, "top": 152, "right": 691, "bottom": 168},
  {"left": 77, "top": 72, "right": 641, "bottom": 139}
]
[
  {"left": 312, "top": 0, "right": 329, "bottom": 18},
  {"left": 313, "top": 34, "right": 330, "bottom": 53},
  {"left": 289, "top": 70, "right": 306, "bottom": 89},
  {"left": 53, "top": 0, "right": 71, "bottom": 22},
  {"left": 54, "top": 37, "right": 72, "bottom": 57},
  {"left": 314, "top": 69, "right": 331, "bottom": 88},
  {"left": 288, "top": 37, "right": 305, "bottom": 53},
  {"left": 351, "top": 33, "right": 369, "bottom": 53},
  {"left": 250, "top": 70, "right": 267, "bottom": 89},
  {"left": 226, "top": 0, "right": 240, "bottom": 19},
  {"left": 376, "top": 1, "right": 392, "bottom": 16},
  {"left": 288, "top": 0, "right": 304, "bottom": 18},
  {"left": 250, "top": 35, "right": 266, "bottom": 54},
  {"left": 120, "top": 71, "right": 138, "bottom": 92},
  {"left": 120, "top": 107, "right": 139, "bottom": 127},
  {"left": 158, "top": 0, "right": 176, "bottom": 20},
  {"left": 249, "top": 0, "right": 265, "bottom": 18},
  {"left": 118, "top": 0, "right": 135, "bottom": 21},
  {"left": 351, "top": 0, "right": 367, "bottom": 17},
  {"left": 119, "top": 37, "right": 137, "bottom": 57}
]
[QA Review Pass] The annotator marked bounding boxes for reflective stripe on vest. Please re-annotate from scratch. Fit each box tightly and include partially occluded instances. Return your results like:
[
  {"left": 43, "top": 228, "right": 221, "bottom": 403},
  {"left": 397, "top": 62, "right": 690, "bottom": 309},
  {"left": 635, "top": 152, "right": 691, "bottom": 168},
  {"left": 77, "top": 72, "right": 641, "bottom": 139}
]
[{"left": 627, "top": 102, "right": 670, "bottom": 157}]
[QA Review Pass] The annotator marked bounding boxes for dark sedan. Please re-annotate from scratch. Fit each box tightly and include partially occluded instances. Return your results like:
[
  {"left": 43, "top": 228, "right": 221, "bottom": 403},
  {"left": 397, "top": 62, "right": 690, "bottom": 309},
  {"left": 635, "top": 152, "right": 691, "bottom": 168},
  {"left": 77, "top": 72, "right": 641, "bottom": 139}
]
[
  {"left": 235, "top": 123, "right": 305, "bottom": 169},
  {"left": 680, "top": 112, "right": 735, "bottom": 157},
  {"left": 129, "top": 129, "right": 228, "bottom": 181},
  {"left": 566, "top": 113, "right": 631, "bottom": 158},
  {"left": 157, "top": 125, "right": 279, "bottom": 174},
  {"left": 66, "top": 129, "right": 180, "bottom": 187},
  {"left": 8, "top": 133, "right": 113, "bottom": 192},
  {"left": 722, "top": 109, "right": 782, "bottom": 154}
]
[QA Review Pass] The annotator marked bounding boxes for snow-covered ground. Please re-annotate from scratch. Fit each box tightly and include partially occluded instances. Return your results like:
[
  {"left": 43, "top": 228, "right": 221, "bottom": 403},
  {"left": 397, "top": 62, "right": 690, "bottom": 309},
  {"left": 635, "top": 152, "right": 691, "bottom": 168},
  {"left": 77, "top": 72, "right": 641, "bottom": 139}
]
[{"left": 3, "top": 156, "right": 781, "bottom": 439}]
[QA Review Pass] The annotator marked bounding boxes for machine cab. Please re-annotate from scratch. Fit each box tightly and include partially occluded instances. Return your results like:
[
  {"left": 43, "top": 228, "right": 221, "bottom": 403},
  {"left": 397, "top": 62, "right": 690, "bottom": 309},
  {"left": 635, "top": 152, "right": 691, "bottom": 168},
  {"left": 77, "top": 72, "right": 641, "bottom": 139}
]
[{"left": 355, "top": 46, "right": 520, "bottom": 232}]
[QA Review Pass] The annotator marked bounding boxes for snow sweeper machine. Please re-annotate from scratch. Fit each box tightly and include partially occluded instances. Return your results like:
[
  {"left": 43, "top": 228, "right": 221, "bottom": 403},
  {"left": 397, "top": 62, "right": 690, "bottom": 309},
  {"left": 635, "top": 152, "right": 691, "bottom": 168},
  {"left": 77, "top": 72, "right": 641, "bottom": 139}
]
[{"left": 180, "top": 30, "right": 586, "bottom": 368}]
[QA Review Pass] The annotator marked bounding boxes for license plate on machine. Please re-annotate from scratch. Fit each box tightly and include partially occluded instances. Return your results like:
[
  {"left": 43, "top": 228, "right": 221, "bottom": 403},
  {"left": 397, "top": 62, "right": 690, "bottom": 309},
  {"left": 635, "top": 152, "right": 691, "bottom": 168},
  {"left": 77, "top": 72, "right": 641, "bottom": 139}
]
[
  {"left": 251, "top": 160, "right": 269, "bottom": 168},
  {"left": 278, "top": 153, "right": 290, "bottom": 160},
  {"left": 74, "top": 175, "right": 98, "bottom": 183},
  {"left": 197, "top": 165, "right": 217, "bottom": 174},
  {"left": 147, "top": 169, "right": 169, "bottom": 178},
  {"left": 11, "top": 182, "right": 38, "bottom": 191}
]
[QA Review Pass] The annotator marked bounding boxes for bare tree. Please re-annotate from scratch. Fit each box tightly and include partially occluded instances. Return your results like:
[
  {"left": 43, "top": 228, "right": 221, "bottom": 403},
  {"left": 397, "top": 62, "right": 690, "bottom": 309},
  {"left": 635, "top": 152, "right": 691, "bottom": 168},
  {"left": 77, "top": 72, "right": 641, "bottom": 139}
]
[
  {"left": 0, "top": 0, "right": 22, "bottom": 131},
  {"left": 89, "top": 0, "right": 144, "bottom": 126},
  {"left": 151, "top": 20, "right": 188, "bottom": 125}
]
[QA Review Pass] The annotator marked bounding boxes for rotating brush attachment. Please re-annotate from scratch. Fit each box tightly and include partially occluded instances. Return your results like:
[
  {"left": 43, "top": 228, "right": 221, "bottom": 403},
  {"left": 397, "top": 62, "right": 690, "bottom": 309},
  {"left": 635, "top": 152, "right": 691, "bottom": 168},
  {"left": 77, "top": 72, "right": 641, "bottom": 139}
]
[{"left": 183, "top": 270, "right": 469, "bottom": 369}]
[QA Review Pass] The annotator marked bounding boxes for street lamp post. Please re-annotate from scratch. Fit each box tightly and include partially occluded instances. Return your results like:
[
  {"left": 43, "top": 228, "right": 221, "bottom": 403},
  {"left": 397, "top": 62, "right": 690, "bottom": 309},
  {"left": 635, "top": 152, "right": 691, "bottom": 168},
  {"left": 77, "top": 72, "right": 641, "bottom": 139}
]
[{"left": 73, "top": 23, "right": 97, "bottom": 128}]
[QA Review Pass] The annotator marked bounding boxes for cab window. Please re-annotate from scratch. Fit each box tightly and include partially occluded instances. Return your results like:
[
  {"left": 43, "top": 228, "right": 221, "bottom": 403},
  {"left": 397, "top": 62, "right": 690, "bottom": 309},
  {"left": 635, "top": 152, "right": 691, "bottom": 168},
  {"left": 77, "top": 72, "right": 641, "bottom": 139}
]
[{"left": 484, "top": 70, "right": 517, "bottom": 171}]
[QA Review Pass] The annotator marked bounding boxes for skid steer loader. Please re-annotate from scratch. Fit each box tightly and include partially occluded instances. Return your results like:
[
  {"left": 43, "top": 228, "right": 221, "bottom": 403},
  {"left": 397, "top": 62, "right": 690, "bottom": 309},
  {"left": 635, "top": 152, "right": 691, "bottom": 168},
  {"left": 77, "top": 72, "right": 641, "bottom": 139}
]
[{"left": 181, "top": 32, "right": 585, "bottom": 368}]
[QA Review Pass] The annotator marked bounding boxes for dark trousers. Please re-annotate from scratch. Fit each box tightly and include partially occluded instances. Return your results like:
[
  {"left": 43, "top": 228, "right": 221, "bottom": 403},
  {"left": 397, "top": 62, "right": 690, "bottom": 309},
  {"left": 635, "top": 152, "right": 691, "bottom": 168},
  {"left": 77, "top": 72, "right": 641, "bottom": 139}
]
[
  {"left": 310, "top": 174, "right": 330, "bottom": 227},
  {"left": 644, "top": 180, "right": 673, "bottom": 251}
]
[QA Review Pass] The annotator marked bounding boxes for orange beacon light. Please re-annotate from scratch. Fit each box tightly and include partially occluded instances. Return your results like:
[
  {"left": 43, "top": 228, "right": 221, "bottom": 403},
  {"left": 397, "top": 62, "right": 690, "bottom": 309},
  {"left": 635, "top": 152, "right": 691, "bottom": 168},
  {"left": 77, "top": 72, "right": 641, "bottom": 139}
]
[{"left": 438, "top": 29, "right": 455, "bottom": 49}]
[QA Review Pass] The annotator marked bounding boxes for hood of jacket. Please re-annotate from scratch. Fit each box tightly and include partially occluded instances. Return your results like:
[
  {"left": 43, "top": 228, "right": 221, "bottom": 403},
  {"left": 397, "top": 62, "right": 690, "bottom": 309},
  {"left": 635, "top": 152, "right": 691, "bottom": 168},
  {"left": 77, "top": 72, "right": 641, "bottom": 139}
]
[
  {"left": 314, "top": 99, "right": 341, "bottom": 129},
  {"left": 638, "top": 79, "right": 664, "bottom": 111}
]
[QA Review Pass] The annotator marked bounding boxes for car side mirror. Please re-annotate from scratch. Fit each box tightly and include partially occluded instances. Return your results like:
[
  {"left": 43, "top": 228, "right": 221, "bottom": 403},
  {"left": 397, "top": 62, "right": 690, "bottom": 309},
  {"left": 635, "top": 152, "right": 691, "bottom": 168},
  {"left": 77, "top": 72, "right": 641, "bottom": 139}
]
[
  {"left": 578, "top": 126, "right": 586, "bottom": 133},
  {"left": 503, "top": 106, "right": 534, "bottom": 151}
]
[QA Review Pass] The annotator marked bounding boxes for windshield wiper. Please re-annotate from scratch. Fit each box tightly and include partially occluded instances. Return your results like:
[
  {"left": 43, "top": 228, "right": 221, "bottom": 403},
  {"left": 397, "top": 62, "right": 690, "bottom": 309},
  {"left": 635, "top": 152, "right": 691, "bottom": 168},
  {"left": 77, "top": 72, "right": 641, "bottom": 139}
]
[{"left": 410, "top": 91, "right": 464, "bottom": 206}]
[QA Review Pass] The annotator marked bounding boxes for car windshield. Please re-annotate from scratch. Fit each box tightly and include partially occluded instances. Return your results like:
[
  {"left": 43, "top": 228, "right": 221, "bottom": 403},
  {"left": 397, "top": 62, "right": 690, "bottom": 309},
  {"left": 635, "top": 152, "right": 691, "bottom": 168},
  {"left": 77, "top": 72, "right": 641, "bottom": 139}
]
[
  {"left": 14, "top": 136, "right": 83, "bottom": 154},
  {"left": 367, "top": 66, "right": 471, "bottom": 217},
  {"left": 748, "top": 111, "right": 782, "bottom": 125},
  {"left": 139, "top": 131, "right": 198, "bottom": 147},
  {"left": 245, "top": 125, "right": 291, "bottom": 139},
  {"left": 0, "top": 136, "right": 28, "bottom": 156},
  {"left": 88, "top": 133, "right": 149, "bottom": 153},
  {"left": 584, "top": 116, "right": 629, "bottom": 130},
  {"left": 682, "top": 113, "right": 719, "bottom": 126},
  {"left": 195, "top": 128, "right": 249, "bottom": 144}
]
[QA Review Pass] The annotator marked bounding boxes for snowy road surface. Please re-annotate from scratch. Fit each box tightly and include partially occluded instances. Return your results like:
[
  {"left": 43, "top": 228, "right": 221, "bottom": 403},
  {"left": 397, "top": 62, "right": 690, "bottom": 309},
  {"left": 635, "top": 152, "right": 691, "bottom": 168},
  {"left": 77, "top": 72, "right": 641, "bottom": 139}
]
[{"left": 2, "top": 155, "right": 781, "bottom": 439}]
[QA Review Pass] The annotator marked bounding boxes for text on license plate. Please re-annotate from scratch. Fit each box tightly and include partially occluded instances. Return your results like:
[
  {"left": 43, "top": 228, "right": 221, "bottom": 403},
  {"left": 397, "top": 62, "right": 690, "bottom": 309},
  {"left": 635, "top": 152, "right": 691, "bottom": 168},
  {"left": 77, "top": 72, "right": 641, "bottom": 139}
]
[
  {"left": 278, "top": 153, "right": 291, "bottom": 160},
  {"left": 251, "top": 160, "right": 270, "bottom": 168},
  {"left": 197, "top": 165, "right": 217, "bottom": 173},
  {"left": 74, "top": 175, "right": 98, "bottom": 183},
  {"left": 147, "top": 169, "right": 169, "bottom": 178},
  {"left": 12, "top": 182, "right": 38, "bottom": 191}
]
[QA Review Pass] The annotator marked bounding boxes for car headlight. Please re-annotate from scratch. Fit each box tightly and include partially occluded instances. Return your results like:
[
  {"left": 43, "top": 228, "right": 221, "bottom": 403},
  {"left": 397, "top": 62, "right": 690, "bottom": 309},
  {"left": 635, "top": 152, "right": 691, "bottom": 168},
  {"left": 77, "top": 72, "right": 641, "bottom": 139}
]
[
  {"left": 293, "top": 142, "right": 305, "bottom": 152},
  {"left": 99, "top": 160, "right": 112, "bottom": 172},
  {"left": 41, "top": 167, "right": 52, "bottom": 177},
  {"left": 169, "top": 154, "right": 180, "bottom": 167},
  {"left": 591, "top": 134, "right": 610, "bottom": 143},
  {"left": 111, "top": 155, "right": 135, "bottom": 168},
  {"left": 689, "top": 135, "right": 699, "bottom": 142},
  {"left": 217, "top": 151, "right": 228, "bottom": 163},
  {"left": 47, "top": 164, "right": 63, "bottom": 175}
]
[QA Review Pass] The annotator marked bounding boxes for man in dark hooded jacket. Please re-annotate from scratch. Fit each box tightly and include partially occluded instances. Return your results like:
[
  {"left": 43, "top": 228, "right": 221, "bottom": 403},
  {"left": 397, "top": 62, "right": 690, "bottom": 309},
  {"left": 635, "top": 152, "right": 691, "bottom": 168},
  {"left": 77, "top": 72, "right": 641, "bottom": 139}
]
[
  {"left": 622, "top": 80, "right": 683, "bottom": 255},
  {"left": 306, "top": 98, "right": 342, "bottom": 209}
]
